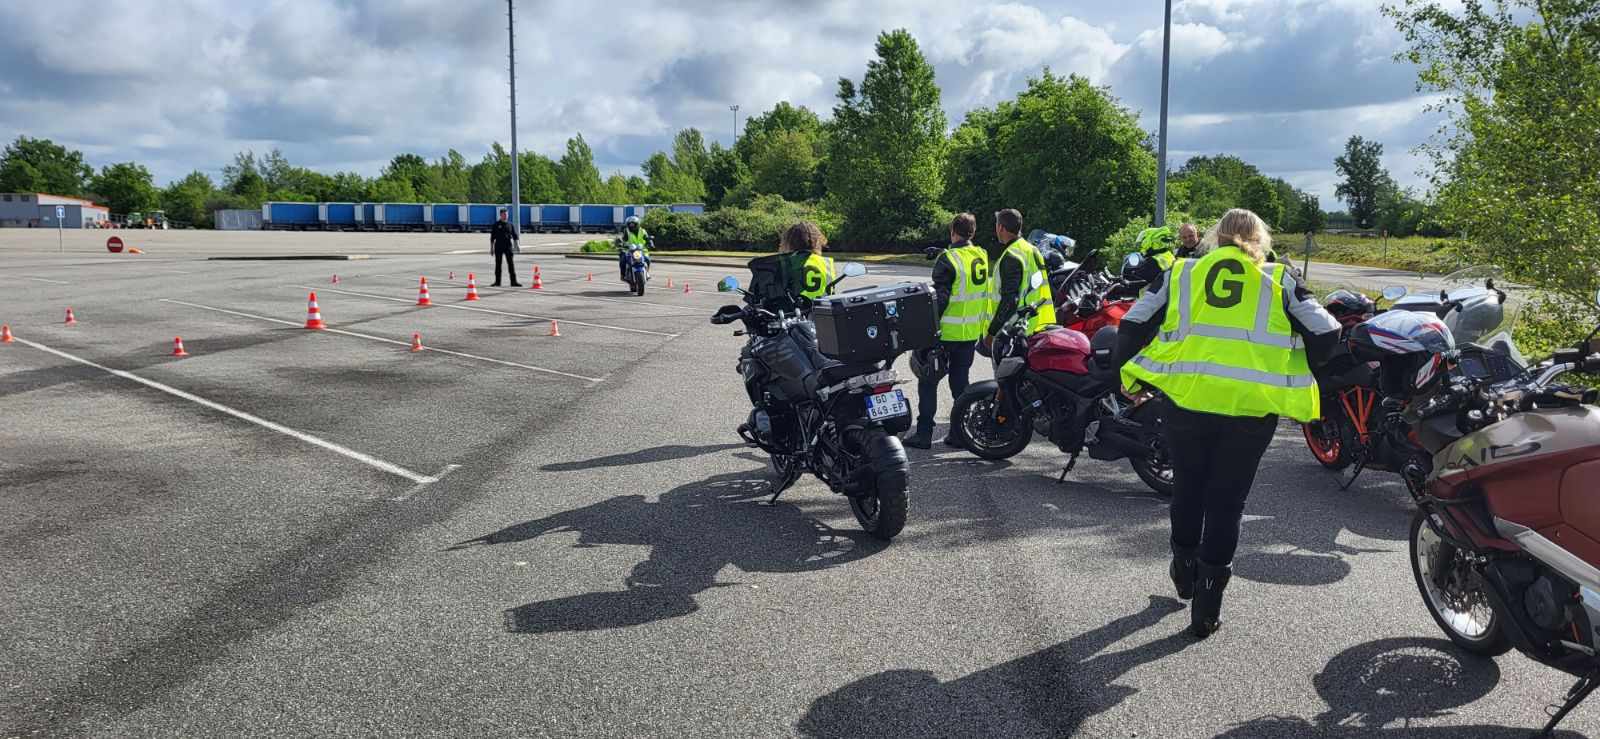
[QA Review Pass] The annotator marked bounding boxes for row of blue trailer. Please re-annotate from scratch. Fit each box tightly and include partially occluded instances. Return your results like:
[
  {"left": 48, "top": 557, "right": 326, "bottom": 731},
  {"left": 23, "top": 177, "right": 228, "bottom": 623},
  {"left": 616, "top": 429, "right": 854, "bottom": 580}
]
[{"left": 259, "top": 202, "right": 705, "bottom": 232}]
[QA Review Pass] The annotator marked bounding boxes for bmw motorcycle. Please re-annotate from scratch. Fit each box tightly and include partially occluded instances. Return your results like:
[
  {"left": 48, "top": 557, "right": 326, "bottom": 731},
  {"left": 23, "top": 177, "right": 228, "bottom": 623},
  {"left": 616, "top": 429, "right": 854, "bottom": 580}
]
[
  {"left": 615, "top": 236, "right": 651, "bottom": 296},
  {"left": 1361, "top": 286, "right": 1600, "bottom": 734},
  {"left": 710, "top": 259, "right": 911, "bottom": 540},
  {"left": 949, "top": 268, "right": 1175, "bottom": 497}
]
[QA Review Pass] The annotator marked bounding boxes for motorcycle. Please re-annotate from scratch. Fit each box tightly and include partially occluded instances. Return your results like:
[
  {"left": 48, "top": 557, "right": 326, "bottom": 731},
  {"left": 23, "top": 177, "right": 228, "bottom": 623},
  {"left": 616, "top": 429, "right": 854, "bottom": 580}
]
[
  {"left": 1378, "top": 286, "right": 1600, "bottom": 735},
  {"left": 949, "top": 269, "right": 1176, "bottom": 497},
  {"left": 1054, "top": 251, "right": 1148, "bottom": 337},
  {"left": 1300, "top": 284, "right": 1409, "bottom": 473},
  {"left": 710, "top": 258, "right": 912, "bottom": 540},
  {"left": 615, "top": 236, "right": 651, "bottom": 296}
]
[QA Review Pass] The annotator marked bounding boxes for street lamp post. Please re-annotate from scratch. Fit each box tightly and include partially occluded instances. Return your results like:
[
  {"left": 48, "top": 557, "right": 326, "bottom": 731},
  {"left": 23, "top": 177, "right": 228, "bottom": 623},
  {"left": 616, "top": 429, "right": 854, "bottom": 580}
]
[
  {"left": 730, "top": 105, "right": 740, "bottom": 143},
  {"left": 1154, "top": 0, "right": 1172, "bottom": 227},
  {"left": 508, "top": 0, "right": 521, "bottom": 235}
]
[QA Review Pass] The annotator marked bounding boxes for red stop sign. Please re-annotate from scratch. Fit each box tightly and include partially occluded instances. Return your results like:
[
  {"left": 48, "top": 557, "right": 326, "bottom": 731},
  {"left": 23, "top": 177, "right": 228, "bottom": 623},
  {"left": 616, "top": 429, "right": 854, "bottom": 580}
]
[{"left": 106, "top": 236, "right": 124, "bottom": 253}]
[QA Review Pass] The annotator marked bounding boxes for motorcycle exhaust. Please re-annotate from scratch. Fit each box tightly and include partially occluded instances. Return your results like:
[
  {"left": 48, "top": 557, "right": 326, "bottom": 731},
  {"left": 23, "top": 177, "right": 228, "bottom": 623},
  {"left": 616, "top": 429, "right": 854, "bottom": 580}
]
[{"left": 1088, "top": 424, "right": 1148, "bottom": 462}]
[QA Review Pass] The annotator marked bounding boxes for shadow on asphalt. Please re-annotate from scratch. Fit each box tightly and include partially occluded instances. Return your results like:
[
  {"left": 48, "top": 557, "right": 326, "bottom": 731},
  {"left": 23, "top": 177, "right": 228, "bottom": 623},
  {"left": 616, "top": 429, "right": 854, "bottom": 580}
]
[
  {"left": 540, "top": 443, "right": 745, "bottom": 472},
  {"left": 1215, "top": 637, "right": 1583, "bottom": 737},
  {"left": 447, "top": 469, "right": 886, "bottom": 633},
  {"left": 796, "top": 595, "right": 1193, "bottom": 737}
]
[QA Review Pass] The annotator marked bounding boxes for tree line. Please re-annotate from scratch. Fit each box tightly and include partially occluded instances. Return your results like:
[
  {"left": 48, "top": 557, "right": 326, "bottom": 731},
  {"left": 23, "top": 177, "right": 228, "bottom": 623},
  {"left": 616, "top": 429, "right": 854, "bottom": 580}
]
[{"left": 1, "top": 26, "right": 1440, "bottom": 245}]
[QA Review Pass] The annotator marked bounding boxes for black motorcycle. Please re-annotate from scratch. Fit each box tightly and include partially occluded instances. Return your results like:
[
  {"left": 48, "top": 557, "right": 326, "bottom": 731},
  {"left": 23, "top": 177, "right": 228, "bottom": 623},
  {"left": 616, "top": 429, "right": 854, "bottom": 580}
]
[
  {"left": 711, "top": 260, "right": 911, "bottom": 540},
  {"left": 950, "top": 271, "right": 1176, "bottom": 497}
]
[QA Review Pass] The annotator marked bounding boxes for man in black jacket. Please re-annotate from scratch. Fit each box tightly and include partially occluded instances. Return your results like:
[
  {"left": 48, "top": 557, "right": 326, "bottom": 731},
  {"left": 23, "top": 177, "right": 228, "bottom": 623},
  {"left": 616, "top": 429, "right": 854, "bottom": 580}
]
[
  {"left": 906, "top": 213, "right": 987, "bottom": 449},
  {"left": 490, "top": 209, "right": 521, "bottom": 287}
]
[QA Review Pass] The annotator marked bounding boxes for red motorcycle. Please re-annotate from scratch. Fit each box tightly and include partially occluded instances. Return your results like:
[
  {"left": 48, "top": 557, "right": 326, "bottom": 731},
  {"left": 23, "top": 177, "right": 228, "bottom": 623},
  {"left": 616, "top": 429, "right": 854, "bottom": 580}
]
[{"left": 1346, "top": 287, "right": 1600, "bottom": 734}]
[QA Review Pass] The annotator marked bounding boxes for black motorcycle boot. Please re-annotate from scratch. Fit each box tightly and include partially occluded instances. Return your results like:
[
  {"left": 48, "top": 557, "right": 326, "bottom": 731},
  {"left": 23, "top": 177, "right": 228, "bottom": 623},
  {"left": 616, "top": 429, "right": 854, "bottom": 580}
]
[
  {"left": 903, "top": 429, "right": 932, "bottom": 449},
  {"left": 1190, "top": 561, "right": 1232, "bottom": 639},
  {"left": 1170, "top": 542, "right": 1199, "bottom": 601}
]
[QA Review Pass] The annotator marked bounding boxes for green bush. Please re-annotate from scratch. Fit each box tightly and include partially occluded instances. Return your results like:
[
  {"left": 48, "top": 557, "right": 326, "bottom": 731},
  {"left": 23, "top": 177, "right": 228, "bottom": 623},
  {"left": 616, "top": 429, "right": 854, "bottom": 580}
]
[
  {"left": 643, "top": 195, "right": 843, "bottom": 251},
  {"left": 580, "top": 240, "right": 612, "bottom": 253},
  {"left": 1102, "top": 211, "right": 1207, "bottom": 264}
]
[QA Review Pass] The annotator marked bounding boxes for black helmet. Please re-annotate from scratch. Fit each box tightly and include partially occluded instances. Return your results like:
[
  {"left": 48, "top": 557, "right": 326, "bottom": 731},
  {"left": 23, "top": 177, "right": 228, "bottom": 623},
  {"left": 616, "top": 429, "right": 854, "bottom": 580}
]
[{"left": 910, "top": 345, "right": 949, "bottom": 382}]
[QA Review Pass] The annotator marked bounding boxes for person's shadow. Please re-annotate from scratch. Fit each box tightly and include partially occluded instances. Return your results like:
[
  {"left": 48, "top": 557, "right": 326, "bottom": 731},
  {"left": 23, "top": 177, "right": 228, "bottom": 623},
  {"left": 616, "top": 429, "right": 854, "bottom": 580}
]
[
  {"left": 448, "top": 469, "right": 885, "bottom": 634},
  {"left": 796, "top": 595, "right": 1191, "bottom": 738},
  {"left": 1217, "top": 637, "right": 1587, "bottom": 737}
]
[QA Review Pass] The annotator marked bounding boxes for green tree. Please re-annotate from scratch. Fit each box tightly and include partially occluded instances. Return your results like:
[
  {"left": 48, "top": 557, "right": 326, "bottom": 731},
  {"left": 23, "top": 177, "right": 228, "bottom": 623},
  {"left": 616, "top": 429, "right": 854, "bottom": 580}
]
[
  {"left": 365, "top": 176, "right": 416, "bottom": 203},
  {"left": 160, "top": 171, "right": 216, "bottom": 228},
  {"left": 557, "top": 134, "right": 602, "bottom": 202},
  {"left": 1284, "top": 192, "right": 1327, "bottom": 233},
  {"left": 432, "top": 149, "right": 471, "bottom": 203},
  {"left": 749, "top": 129, "right": 819, "bottom": 202},
  {"left": 516, "top": 151, "right": 563, "bottom": 203},
  {"left": 89, "top": 162, "right": 158, "bottom": 215},
  {"left": 671, "top": 128, "right": 710, "bottom": 180},
  {"left": 326, "top": 171, "right": 370, "bottom": 202},
  {"left": 826, "top": 29, "right": 948, "bottom": 243},
  {"left": 990, "top": 72, "right": 1155, "bottom": 248},
  {"left": 382, "top": 153, "right": 437, "bottom": 201},
  {"left": 0, "top": 136, "right": 93, "bottom": 195},
  {"left": 1334, "top": 135, "right": 1388, "bottom": 228},
  {"left": 1239, "top": 176, "right": 1284, "bottom": 228},
  {"left": 223, "top": 151, "right": 269, "bottom": 204},
  {"left": 599, "top": 173, "right": 632, "bottom": 204},
  {"left": 701, "top": 143, "right": 750, "bottom": 209},
  {"left": 942, "top": 107, "right": 1006, "bottom": 247}
]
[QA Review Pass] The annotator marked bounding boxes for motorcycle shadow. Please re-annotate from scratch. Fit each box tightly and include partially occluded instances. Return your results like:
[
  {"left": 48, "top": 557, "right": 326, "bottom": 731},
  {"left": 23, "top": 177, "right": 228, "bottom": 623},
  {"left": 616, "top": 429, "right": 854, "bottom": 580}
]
[
  {"left": 796, "top": 595, "right": 1193, "bottom": 738},
  {"left": 448, "top": 470, "right": 886, "bottom": 634}
]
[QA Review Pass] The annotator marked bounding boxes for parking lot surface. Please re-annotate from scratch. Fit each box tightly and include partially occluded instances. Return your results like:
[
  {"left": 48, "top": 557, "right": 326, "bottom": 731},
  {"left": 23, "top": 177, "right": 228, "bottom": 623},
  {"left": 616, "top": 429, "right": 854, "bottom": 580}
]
[{"left": 1, "top": 232, "right": 1591, "bottom": 737}]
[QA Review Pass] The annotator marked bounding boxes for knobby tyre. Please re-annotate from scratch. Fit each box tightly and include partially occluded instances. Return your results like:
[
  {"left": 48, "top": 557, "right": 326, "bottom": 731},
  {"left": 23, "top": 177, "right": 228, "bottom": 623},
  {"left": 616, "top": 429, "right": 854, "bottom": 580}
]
[{"left": 849, "top": 429, "right": 908, "bottom": 541}]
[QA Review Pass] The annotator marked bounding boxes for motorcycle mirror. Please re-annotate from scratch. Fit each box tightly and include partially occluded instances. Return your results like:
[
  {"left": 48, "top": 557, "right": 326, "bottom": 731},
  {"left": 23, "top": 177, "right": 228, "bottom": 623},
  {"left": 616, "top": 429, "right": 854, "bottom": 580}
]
[
  {"left": 923, "top": 247, "right": 942, "bottom": 260},
  {"left": 1381, "top": 285, "right": 1408, "bottom": 302},
  {"left": 1122, "top": 252, "right": 1144, "bottom": 269},
  {"left": 717, "top": 275, "right": 739, "bottom": 293},
  {"left": 1029, "top": 271, "right": 1045, "bottom": 290},
  {"left": 841, "top": 262, "right": 867, "bottom": 278}
]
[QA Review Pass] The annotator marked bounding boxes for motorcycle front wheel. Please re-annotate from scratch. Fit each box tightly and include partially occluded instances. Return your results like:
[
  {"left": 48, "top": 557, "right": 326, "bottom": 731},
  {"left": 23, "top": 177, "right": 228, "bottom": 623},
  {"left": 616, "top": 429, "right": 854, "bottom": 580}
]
[
  {"left": 1129, "top": 437, "right": 1175, "bottom": 498},
  {"left": 848, "top": 429, "right": 908, "bottom": 541},
  {"left": 952, "top": 386, "right": 1033, "bottom": 460},
  {"left": 1409, "top": 512, "right": 1510, "bottom": 656},
  {"left": 635, "top": 271, "right": 646, "bottom": 296}
]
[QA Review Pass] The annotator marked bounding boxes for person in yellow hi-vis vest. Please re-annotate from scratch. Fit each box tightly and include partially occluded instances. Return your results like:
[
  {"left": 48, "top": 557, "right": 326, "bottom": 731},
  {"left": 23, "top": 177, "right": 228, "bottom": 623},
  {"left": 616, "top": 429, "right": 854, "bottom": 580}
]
[
  {"left": 1114, "top": 208, "right": 1340, "bottom": 639},
  {"left": 906, "top": 213, "right": 994, "bottom": 450},
  {"left": 984, "top": 208, "right": 1054, "bottom": 346}
]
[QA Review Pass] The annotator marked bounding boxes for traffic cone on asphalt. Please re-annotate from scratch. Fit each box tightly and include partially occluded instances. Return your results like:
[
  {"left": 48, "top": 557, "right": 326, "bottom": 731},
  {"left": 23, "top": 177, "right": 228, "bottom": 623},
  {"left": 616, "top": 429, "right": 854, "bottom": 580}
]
[
  {"left": 410, "top": 332, "right": 424, "bottom": 352},
  {"left": 449, "top": 271, "right": 455, "bottom": 280},
  {"left": 465, "top": 274, "right": 480, "bottom": 301},
  {"left": 683, "top": 282, "right": 691, "bottom": 294},
  {"left": 417, "top": 277, "right": 433, "bottom": 306},
  {"left": 1, "top": 325, "right": 13, "bottom": 343},
  {"left": 331, "top": 274, "right": 339, "bottom": 284},
  {"left": 304, "top": 292, "right": 327, "bottom": 330},
  {"left": 171, "top": 337, "right": 189, "bottom": 357},
  {"left": 548, "top": 320, "right": 561, "bottom": 337},
  {"left": 666, "top": 277, "right": 672, "bottom": 288},
  {"left": 64, "top": 307, "right": 77, "bottom": 326},
  {"left": 532, "top": 272, "right": 543, "bottom": 290},
  {"left": 586, "top": 272, "right": 593, "bottom": 282}
]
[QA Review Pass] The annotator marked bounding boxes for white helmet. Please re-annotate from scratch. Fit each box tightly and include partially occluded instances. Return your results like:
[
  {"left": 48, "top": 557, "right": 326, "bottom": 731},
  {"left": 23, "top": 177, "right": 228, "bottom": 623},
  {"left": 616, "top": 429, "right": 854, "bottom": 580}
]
[{"left": 625, "top": 216, "right": 641, "bottom": 226}]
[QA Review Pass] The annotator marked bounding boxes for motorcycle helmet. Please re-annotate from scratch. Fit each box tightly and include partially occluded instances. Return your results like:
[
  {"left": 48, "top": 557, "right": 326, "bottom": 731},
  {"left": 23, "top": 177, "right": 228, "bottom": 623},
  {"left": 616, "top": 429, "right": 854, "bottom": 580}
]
[
  {"left": 1136, "top": 226, "right": 1177, "bottom": 255},
  {"left": 910, "top": 345, "right": 949, "bottom": 382},
  {"left": 625, "top": 216, "right": 641, "bottom": 230}
]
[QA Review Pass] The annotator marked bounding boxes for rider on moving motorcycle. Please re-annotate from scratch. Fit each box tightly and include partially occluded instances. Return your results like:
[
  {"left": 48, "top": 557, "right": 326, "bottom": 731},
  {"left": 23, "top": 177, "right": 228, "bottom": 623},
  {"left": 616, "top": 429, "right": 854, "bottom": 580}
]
[
  {"left": 1114, "top": 208, "right": 1341, "bottom": 639},
  {"left": 619, "top": 216, "right": 652, "bottom": 281}
]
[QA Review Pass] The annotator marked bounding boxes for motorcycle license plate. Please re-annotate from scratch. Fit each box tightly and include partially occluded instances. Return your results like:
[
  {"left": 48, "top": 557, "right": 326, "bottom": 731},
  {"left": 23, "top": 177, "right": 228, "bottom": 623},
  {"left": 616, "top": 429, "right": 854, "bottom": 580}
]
[{"left": 866, "top": 389, "right": 909, "bottom": 421}]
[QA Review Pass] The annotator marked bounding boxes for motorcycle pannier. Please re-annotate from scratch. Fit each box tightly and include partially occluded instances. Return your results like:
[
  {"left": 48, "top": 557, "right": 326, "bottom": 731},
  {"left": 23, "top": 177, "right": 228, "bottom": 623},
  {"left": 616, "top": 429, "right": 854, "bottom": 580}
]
[
  {"left": 1027, "top": 327, "right": 1093, "bottom": 375},
  {"left": 812, "top": 282, "right": 937, "bottom": 362}
]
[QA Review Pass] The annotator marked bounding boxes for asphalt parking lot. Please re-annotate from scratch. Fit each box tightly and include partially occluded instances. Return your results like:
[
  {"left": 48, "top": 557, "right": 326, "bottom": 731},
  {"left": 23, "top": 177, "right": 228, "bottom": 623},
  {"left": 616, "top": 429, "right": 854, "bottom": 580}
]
[{"left": 1, "top": 231, "right": 1593, "bottom": 738}]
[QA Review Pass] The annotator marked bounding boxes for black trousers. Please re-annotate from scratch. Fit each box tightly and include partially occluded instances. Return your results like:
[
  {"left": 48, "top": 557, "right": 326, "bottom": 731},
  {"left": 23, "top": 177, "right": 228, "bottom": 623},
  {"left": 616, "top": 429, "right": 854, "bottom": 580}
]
[
  {"left": 915, "top": 340, "right": 977, "bottom": 433},
  {"left": 1162, "top": 404, "right": 1278, "bottom": 566},
  {"left": 494, "top": 249, "right": 517, "bottom": 285}
]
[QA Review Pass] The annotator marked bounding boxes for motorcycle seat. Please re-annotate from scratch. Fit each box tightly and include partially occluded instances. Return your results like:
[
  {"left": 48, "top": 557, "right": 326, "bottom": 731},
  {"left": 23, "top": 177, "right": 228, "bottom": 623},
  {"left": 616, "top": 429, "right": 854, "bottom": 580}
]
[
  {"left": 804, "top": 360, "right": 884, "bottom": 397},
  {"left": 1033, "top": 368, "right": 1110, "bottom": 397}
]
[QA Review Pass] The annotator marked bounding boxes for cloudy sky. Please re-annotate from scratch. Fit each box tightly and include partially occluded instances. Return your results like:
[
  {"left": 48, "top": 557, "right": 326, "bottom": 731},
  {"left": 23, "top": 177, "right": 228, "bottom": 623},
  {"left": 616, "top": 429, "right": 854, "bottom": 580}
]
[{"left": 0, "top": 0, "right": 1441, "bottom": 205}]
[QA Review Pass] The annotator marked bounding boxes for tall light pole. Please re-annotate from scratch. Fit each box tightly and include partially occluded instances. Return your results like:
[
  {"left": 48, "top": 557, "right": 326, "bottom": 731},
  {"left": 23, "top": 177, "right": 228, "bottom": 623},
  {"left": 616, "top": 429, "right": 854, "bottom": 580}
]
[
  {"left": 507, "top": 0, "right": 521, "bottom": 235},
  {"left": 1153, "top": 0, "right": 1172, "bottom": 226},
  {"left": 730, "top": 105, "right": 740, "bottom": 143}
]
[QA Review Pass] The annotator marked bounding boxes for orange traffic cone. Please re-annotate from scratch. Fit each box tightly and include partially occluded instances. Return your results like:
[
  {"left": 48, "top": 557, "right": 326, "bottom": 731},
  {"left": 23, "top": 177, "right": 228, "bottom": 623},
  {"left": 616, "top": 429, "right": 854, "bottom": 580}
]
[
  {"left": 64, "top": 307, "right": 77, "bottom": 325},
  {"left": 304, "top": 292, "right": 327, "bottom": 330},
  {"left": 548, "top": 320, "right": 561, "bottom": 337},
  {"left": 534, "top": 265, "right": 541, "bottom": 277},
  {"left": 465, "top": 274, "right": 480, "bottom": 301},
  {"left": 171, "top": 337, "right": 189, "bottom": 357},
  {"left": 127, "top": 247, "right": 144, "bottom": 255},
  {"left": 331, "top": 274, "right": 340, "bottom": 284},
  {"left": 449, "top": 271, "right": 455, "bottom": 280},
  {"left": 410, "top": 332, "right": 424, "bottom": 352},
  {"left": 683, "top": 282, "right": 691, "bottom": 294},
  {"left": 666, "top": 277, "right": 672, "bottom": 288},
  {"left": 586, "top": 272, "right": 593, "bottom": 282},
  {"left": 532, "top": 272, "right": 543, "bottom": 290},
  {"left": 417, "top": 277, "right": 433, "bottom": 306},
  {"left": 1, "top": 325, "right": 13, "bottom": 343}
]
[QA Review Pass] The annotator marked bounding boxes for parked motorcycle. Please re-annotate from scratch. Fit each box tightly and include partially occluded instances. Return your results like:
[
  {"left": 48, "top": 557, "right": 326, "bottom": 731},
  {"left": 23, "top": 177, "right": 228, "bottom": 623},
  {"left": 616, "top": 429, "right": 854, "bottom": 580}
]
[
  {"left": 711, "top": 256, "right": 918, "bottom": 540},
  {"left": 1300, "top": 284, "right": 1409, "bottom": 473},
  {"left": 615, "top": 236, "right": 651, "bottom": 296},
  {"left": 949, "top": 269, "right": 1175, "bottom": 496},
  {"left": 1384, "top": 288, "right": 1600, "bottom": 735}
]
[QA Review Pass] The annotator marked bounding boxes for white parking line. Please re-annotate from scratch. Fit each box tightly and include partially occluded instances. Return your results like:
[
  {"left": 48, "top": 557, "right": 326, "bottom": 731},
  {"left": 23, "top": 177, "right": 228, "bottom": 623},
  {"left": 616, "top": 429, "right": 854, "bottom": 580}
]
[
  {"left": 8, "top": 336, "right": 439, "bottom": 484},
  {"left": 161, "top": 299, "right": 605, "bottom": 382},
  {"left": 18, "top": 276, "right": 70, "bottom": 285},
  {"left": 295, "top": 284, "right": 681, "bottom": 337}
]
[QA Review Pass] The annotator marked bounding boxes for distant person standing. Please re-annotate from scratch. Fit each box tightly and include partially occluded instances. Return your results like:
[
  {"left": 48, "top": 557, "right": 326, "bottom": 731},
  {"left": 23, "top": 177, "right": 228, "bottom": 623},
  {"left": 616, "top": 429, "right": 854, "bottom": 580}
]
[
  {"left": 490, "top": 209, "right": 521, "bottom": 287},
  {"left": 1177, "top": 223, "right": 1202, "bottom": 257}
]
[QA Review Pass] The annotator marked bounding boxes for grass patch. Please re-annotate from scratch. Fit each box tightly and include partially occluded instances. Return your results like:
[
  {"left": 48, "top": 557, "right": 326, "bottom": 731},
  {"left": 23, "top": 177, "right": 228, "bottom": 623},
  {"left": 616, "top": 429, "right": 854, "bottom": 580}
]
[
  {"left": 1277, "top": 232, "right": 1467, "bottom": 274},
  {"left": 580, "top": 240, "right": 613, "bottom": 254}
]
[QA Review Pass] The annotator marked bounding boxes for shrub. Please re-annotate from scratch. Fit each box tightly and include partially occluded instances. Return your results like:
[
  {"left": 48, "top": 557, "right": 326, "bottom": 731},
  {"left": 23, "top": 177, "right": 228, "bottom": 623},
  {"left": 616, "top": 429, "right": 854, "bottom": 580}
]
[{"left": 580, "top": 240, "right": 612, "bottom": 253}]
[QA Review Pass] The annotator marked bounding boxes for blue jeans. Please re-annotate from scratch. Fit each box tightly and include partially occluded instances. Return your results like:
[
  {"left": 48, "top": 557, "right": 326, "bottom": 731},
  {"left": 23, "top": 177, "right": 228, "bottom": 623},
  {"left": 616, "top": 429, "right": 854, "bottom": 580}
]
[{"left": 916, "top": 340, "right": 976, "bottom": 434}]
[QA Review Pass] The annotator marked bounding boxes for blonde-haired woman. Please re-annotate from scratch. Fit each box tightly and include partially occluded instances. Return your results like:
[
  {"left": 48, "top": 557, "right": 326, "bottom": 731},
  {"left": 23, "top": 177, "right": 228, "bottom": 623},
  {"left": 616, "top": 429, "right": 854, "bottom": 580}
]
[{"left": 1114, "top": 208, "right": 1340, "bottom": 638}]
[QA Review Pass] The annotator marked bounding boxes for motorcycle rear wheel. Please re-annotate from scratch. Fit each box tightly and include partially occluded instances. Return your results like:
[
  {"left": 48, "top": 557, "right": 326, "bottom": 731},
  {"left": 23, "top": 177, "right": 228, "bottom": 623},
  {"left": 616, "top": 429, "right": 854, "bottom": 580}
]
[
  {"left": 1409, "top": 512, "right": 1511, "bottom": 656},
  {"left": 1129, "top": 437, "right": 1175, "bottom": 498},
  {"left": 849, "top": 430, "right": 908, "bottom": 541},
  {"left": 1302, "top": 409, "right": 1353, "bottom": 471},
  {"left": 953, "top": 390, "right": 1033, "bottom": 460}
]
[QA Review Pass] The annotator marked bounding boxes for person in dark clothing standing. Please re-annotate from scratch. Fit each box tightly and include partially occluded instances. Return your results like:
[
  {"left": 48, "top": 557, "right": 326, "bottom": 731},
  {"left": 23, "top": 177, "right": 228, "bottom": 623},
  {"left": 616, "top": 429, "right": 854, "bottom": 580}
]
[
  {"left": 490, "top": 209, "right": 521, "bottom": 287},
  {"left": 985, "top": 209, "right": 1055, "bottom": 343},
  {"left": 906, "top": 213, "right": 991, "bottom": 450},
  {"left": 1113, "top": 208, "right": 1340, "bottom": 639}
]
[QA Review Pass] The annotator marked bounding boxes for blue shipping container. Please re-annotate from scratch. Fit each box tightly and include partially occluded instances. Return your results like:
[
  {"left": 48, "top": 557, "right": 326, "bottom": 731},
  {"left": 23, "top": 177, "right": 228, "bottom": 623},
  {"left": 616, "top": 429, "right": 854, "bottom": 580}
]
[
  {"left": 468, "top": 204, "right": 500, "bottom": 230},
  {"left": 326, "top": 203, "right": 357, "bottom": 227},
  {"left": 579, "top": 205, "right": 616, "bottom": 230},
  {"left": 539, "top": 205, "right": 571, "bottom": 229},
  {"left": 431, "top": 204, "right": 461, "bottom": 229},
  {"left": 361, "top": 204, "right": 379, "bottom": 229},
  {"left": 668, "top": 203, "right": 706, "bottom": 215},
  {"left": 519, "top": 205, "right": 535, "bottom": 229},
  {"left": 268, "top": 202, "right": 319, "bottom": 227},
  {"left": 385, "top": 204, "right": 425, "bottom": 227}
]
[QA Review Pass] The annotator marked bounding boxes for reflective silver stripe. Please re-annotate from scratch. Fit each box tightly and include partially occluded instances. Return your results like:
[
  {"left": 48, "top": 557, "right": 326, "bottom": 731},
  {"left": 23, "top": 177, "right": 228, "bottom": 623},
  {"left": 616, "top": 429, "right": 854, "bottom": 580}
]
[
  {"left": 1162, "top": 324, "right": 1299, "bottom": 348},
  {"left": 1132, "top": 355, "right": 1316, "bottom": 388},
  {"left": 940, "top": 314, "right": 986, "bottom": 325},
  {"left": 1174, "top": 259, "right": 1195, "bottom": 338},
  {"left": 948, "top": 251, "right": 968, "bottom": 300},
  {"left": 1162, "top": 258, "right": 1296, "bottom": 347}
]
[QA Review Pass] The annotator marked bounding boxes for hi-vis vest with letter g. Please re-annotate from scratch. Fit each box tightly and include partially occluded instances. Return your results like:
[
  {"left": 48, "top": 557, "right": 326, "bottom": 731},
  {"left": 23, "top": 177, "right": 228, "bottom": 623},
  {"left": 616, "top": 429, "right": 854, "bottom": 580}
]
[
  {"left": 939, "top": 244, "right": 994, "bottom": 342},
  {"left": 1120, "top": 246, "right": 1320, "bottom": 422},
  {"left": 800, "top": 253, "right": 836, "bottom": 300},
  {"left": 1003, "top": 238, "right": 1055, "bottom": 335}
]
